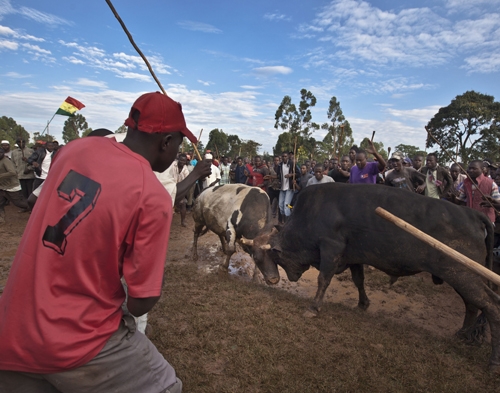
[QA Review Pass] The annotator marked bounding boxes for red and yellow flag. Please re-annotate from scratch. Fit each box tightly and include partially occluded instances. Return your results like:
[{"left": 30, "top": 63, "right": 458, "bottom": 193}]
[{"left": 55, "top": 96, "right": 85, "bottom": 116}]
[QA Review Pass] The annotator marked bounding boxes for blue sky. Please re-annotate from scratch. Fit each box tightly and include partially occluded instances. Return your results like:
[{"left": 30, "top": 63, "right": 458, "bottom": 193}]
[{"left": 0, "top": 0, "right": 499, "bottom": 154}]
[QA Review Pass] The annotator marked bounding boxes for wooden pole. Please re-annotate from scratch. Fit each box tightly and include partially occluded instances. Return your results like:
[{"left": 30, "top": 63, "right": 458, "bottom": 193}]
[
  {"left": 292, "top": 136, "right": 297, "bottom": 191},
  {"left": 105, "top": 0, "right": 166, "bottom": 95},
  {"left": 375, "top": 207, "right": 500, "bottom": 287},
  {"left": 338, "top": 124, "right": 345, "bottom": 159},
  {"left": 371, "top": 130, "right": 376, "bottom": 143}
]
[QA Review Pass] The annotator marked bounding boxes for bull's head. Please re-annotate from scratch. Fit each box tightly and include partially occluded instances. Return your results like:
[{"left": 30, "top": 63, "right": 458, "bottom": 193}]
[{"left": 239, "top": 227, "right": 280, "bottom": 285}]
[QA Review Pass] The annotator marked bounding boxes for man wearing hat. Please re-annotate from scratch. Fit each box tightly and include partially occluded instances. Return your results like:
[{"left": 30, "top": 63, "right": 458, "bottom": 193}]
[
  {"left": 384, "top": 152, "right": 426, "bottom": 192},
  {"left": 482, "top": 159, "right": 498, "bottom": 178},
  {"left": 1, "top": 140, "right": 11, "bottom": 158},
  {"left": 0, "top": 92, "right": 195, "bottom": 393}
]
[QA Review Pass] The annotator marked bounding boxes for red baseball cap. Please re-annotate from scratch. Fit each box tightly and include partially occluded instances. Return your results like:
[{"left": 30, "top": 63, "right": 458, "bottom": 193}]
[{"left": 124, "top": 92, "right": 197, "bottom": 143}]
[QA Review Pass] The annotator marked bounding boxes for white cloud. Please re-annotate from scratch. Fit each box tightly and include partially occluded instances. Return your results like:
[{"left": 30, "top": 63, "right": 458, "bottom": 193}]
[
  {"left": 462, "top": 53, "right": 500, "bottom": 73},
  {"left": 0, "top": 24, "right": 44, "bottom": 41},
  {"left": 253, "top": 66, "right": 293, "bottom": 75},
  {"left": 62, "top": 56, "right": 85, "bottom": 65},
  {"left": 21, "top": 43, "right": 50, "bottom": 54},
  {"left": 385, "top": 106, "right": 441, "bottom": 123},
  {"left": 3, "top": 71, "right": 31, "bottom": 78},
  {"left": 0, "top": 38, "right": 17, "bottom": 50},
  {"left": 298, "top": 0, "right": 500, "bottom": 72},
  {"left": 75, "top": 78, "right": 108, "bottom": 89},
  {"left": 18, "top": 6, "right": 71, "bottom": 26},
  {"left": 264, "top": 12, "right": 291, "bottom": 22},
  {"left": 197, "top": 80, "right": 213, "bottom": 86},
  {"left": 58, "top": 41, "right": 173, "bottom": 82},
  {"left": 240, "top": 85, "right": 263, "bottom": 90},
  {"left": 177, "top": 21, "right": 222, "bottom": 34},
  {"left": 0, "top": 1, "right": 71, "bottom": 26}
]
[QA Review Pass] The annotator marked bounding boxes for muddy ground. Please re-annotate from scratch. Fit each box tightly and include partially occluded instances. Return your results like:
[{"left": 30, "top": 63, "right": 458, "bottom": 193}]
[{"left": 0, "top": 204, "right": 464, "bottom": 338}]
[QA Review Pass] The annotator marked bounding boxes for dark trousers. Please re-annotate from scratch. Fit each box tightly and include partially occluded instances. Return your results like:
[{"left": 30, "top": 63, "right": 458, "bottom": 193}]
[
  {"left": 0, "top": 190, "right": 29, "bottom": 212},
  {"left": 267, "top": 188, "right": 280, "bottom": 218},
  {"left": 20, "top": 178, "right": 34, "bottom": 200},
  {"left": 33, "top": 178, "right": 45, "bottom": 190}
]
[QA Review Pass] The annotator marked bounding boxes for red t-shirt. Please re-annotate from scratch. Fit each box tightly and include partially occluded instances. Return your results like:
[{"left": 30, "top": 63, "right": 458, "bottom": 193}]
[{"left": 0, "top": 137, "right": 172, "bottom": 373}]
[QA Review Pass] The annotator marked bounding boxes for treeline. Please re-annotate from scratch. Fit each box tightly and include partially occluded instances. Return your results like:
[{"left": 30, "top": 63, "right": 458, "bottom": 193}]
[{"left": 2, "top": 90, "right": 499, "bottom": 164}]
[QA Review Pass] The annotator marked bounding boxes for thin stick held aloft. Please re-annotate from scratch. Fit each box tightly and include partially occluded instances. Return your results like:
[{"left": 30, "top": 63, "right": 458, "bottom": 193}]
[
  {"left": 375, "top": 207, "right": 500, "bottom": 287},
  {"left": 371, "top": 130, "right": 376, "bottom": 143},
  {"left": 105, "top": 0, "right": 166, "bottom": 96}
]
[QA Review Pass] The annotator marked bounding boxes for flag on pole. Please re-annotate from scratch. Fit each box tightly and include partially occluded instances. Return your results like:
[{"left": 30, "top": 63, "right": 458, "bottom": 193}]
[{"left": 55, "top": 96, "right": 85, "bottom": 116}]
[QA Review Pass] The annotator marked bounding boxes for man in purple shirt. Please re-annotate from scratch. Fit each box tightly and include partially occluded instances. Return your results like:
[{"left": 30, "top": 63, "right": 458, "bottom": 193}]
[{"left": 349, "top": 140, "right": 386, "bottom": 184}]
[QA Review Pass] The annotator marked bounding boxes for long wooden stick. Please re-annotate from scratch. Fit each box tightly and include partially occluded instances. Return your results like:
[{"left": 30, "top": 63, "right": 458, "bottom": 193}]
[
  {"left": 370, "top": 130, "right": 376, "bottom": 143},
  {"left": 105, "top": 0, "right": 202, "bottom": 161},
  {"left": 375, "top": 207, "right": 500, "bottom": 287},
  {"left": 105, "top": 0, "right": 166, "bottom": 96},
  {"left": 292, "top": 136, "right": 297, "bottom": 191}
]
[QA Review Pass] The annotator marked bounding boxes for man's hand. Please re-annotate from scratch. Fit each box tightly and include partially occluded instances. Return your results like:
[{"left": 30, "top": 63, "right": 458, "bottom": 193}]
[
  {"left": 415, "top": 184, "right": 425, "bottom": 193},
  {"left": 365, "top": 140, "right": 377, "bottom": 155},
  {"left": 32, "top": 162, "right": 39, "bottom": 168},
  {"left": 192, "top": 159, "right": 212, "bottom": 180}
]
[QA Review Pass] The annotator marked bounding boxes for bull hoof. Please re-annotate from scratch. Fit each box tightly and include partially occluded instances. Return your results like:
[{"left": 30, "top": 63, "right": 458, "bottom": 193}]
[
  {"left": 218, "top": 265, "right": 229, "bottom": 274},
  {"left": 303, "top": 308, "right": 319, "bottom": 318},
  {"left": 357, "top": 301, "right": 370, "bottom": 311},
  {"left": 192, "top": 255, "right": 198, "bottom": 262}
]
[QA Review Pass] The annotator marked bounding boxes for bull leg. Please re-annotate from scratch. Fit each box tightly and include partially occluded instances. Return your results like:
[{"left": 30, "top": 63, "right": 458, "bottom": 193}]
[
  {"left": 192, "top": 224, "right": 204, "bottom": 261},
  {"left": 219, "top": 223, "right": 237, "bottom": 273},
  {"left": 442, "top": 272, "right": 500, "bottom": 373},
  {"left": 219, "top": 234, "right": 228, "bottom": 254},
  {"left": 308, "top": 237, "right": 346, "bottom": 315},
  {"left": 350, "top": 265, "right": 370, "bottom": 310}
]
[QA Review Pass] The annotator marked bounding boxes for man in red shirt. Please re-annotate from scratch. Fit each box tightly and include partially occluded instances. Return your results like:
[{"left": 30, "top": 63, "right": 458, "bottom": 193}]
[{"left": 0, "top": 92, "right": 196, "bottom": 393}]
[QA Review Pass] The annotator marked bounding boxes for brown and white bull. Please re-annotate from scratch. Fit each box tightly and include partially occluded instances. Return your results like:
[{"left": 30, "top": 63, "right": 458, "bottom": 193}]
[
  {"left": 251, "top": 182, "right": 500, "bottom": 373},
  {"left": 192, "top": 184, "right": 279, "bottom": 280}
]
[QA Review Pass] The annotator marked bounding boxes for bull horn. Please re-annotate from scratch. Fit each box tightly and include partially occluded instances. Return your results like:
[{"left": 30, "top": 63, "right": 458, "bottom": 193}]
[
  {"left": 239, "top": 237, "right": 254, "bottom": 246},
  {"left": 260, "top": 244, "right": 271, "bottom": 250},
  {"left": 271, "top": 227, "right": 278, "bottom": 235}
]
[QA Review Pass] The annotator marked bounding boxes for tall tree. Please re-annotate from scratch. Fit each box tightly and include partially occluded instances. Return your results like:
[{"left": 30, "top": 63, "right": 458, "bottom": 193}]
[
  {"left": 426, "top": 90, "right": 500, "bottom": 163},
  {"left": 206, "top": 128, "right": 229, "bottom": 158},
  {"left": 240, "top": 139, "right": 261, "bottom": 158},
  {"left": 0, "top": 116, "right": 30, "bottom": 145},
  {"left": 296, "top": 89, "right": 319, "bottom": 138},
  {"left": 359, "top": 137, "right": 388, "bottom": 159},
  {"left": 62, "top": 114, "right": 90, "bottom": 143},
  {"left": 394, "top": 144, "right": 422, "bottom": 159},
  {"left": 227, "top": 134, "right": 242, "bottom": 158},
  {"left": 274, "top": 96, "right": 299, "bottom": 134}
]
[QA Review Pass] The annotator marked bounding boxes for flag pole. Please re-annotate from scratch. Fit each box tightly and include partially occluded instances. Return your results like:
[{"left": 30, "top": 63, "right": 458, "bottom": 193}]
[{"left": 41, "top": 113, "right": 57, "bottom": 136}]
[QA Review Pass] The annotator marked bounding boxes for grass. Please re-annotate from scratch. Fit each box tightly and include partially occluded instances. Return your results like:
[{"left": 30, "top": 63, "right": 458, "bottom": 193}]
[{"left": 150, "top": 262, "right": 500, "bottom": 393}]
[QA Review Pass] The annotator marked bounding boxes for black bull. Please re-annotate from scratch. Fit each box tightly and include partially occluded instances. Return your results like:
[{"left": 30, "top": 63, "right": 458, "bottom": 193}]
[{"left": 251, "top": 183, "right": 500, "bottom": 372}]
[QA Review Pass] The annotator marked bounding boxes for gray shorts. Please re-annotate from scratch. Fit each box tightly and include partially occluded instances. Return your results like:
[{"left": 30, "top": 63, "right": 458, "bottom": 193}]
[{"left": 0, "top": 315, "right": 182, "bottom": 393}]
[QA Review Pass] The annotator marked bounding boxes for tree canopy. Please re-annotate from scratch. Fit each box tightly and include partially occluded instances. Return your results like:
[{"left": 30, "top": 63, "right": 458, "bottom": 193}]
[
  {"left": 0, "top": 116, "right": 30, "bottom": 145},
  {"left": 426, "top": 90, "right": 500, "bottom": 163},
  {"left": 62, "top": 114, "right": 91, "bottom": 143}
]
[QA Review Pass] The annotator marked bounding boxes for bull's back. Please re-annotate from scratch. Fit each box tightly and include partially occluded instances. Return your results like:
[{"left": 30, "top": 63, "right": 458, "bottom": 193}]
[
  {"left": 193, "top": 184, "right": 271, "bottom": 238},
  {"left": 289, "top": 183, "right": 489, "bottom": 270}
]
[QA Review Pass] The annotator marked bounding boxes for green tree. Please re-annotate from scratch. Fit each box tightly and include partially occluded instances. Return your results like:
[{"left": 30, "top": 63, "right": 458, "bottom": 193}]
[
  {"left": 359, "top": 137, "right": 388, "bottom": 159},
  {"left": 115, "top": 124, "right": 127, "bottom": 133},
  {"left": 227, "top": 134, "right": 242, "bottom": 159},
  {"left": 206, "top": 128, "right": 228, "bottom": 158},
  {"left": 296, "top": 89, "right": 319, "bottom": 138},
  {"left": 0, "top": 116, "right": 30, "bottom": 145},
  {"left": 426, "top": 90, "right": 500, "bottom": 163},
  {"left": 394, "top": 144, "right": 422, "bottom": 159},
  {"left": 81, "top": 128, "right": 93, "bottom": 138},
  {"left": 274, "top": 95, "right": 299, "bottom": 134},
  {"left": 240, "top": 139, "right": 261, "bottom": 158},
  {"left": 62, "top": 114, "right": 90, "bottom": 143},
  {"left": 32, "top": 132, "right": 54, "bottom": 144}
]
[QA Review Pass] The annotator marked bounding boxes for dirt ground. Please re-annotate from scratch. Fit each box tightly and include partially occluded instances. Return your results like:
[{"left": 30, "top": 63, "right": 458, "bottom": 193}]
[{"left": 0, "top": 203, "right": 467, "bottom": 338}]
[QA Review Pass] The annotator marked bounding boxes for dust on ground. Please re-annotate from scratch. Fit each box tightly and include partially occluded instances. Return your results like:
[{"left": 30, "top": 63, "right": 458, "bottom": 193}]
[{"left": 1, "top": 203, "right": 464, "bottom": 338}]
